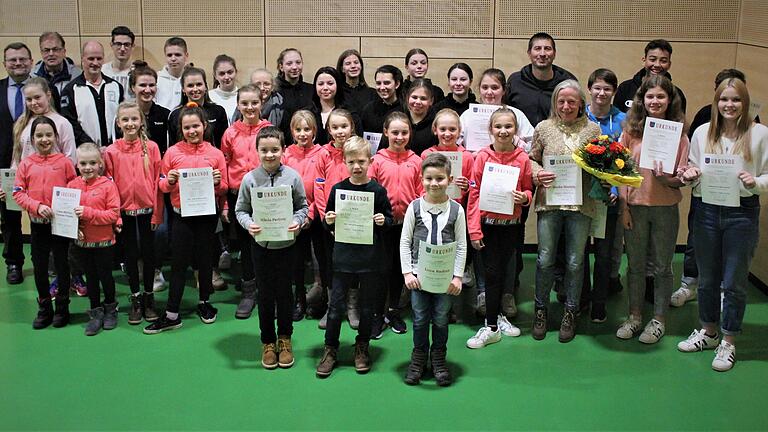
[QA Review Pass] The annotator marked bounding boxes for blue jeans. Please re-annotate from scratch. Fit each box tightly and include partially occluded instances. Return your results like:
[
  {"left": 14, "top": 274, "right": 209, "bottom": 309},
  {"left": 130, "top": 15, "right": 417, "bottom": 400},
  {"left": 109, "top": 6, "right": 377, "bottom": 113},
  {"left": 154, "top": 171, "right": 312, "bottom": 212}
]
[
  {"left": 681, "top": 193, "right": 700, "bottom": 287},
  {"left": 624, "top": 204, "right": 679, "bottom": 317},
  {"left": 535, "top": 210, "right": 592, "bottom": 310},
  {"left": 411, "top": 289, "right": 452, "bottom": 352},
  {"left": 694, "top": 197, "right": 760, "bottom": 336}
]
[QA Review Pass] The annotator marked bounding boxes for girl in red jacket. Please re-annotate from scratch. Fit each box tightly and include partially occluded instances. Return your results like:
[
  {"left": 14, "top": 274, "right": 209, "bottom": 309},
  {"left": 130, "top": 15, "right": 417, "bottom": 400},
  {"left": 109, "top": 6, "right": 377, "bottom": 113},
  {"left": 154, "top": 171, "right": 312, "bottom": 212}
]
[
  {"left": 105, "top": 101, "right": 162, "bottom": 325},
  {"left": 9, "top": 117, "right": 76, "bottom": 329},
  {"left": 68, "top": 143, "right": 121, "bottom": 336},
  {"left": 311, "top": 109, "right": 356, "bottom": 325},
  {"left": 284, "top": 110, "right": 330, "bottom": 321},
  {"left": 465, "top": 107, "right": 533, "bottom": 349},
  {"left": 369, "top": 111, "right": 424, "bottom": 336},
  {"left": 222, "top": 84, "right": 271, "bottom": 320},
  {"left": 144, "top": 102, "right": 228, "bottom": 334},
  {"left": 421, "top": 108, "right": 474, "bottom": 207}
]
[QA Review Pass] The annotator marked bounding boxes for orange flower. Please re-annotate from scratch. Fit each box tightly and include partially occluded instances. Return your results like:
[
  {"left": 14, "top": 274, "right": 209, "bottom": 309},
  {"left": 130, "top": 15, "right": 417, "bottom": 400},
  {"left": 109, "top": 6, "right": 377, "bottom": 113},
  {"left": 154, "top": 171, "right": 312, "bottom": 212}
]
[{"left": 585, "top": 144, "right": 606, "bottom": 155}]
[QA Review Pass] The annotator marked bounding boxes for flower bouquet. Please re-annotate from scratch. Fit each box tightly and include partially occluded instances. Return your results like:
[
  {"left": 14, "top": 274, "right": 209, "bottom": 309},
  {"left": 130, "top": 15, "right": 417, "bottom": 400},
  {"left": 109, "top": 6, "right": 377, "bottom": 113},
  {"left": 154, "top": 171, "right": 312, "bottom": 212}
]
[{"left": 572, "top": 135, "right": 643, "bottom": 201}]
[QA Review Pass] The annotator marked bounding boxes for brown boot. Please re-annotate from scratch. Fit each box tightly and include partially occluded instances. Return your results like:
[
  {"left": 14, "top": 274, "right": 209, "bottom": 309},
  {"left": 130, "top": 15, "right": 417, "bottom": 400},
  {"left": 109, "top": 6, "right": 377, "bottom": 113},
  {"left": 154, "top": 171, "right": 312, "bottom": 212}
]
[
  {"left": 277, "top": 336, "right": 294, "bottom": 368},
  {"left": 354, "top": 341, "right": 371, "bottom": 373},
  {"left": 559, "top": 309, "right": 576, "bottom": 343},
  {"left": 262, "top": 343, "right": 278, "bottom": 369},
  {"left": 316, "top": 345, "right": 337, "bottom": 378}
]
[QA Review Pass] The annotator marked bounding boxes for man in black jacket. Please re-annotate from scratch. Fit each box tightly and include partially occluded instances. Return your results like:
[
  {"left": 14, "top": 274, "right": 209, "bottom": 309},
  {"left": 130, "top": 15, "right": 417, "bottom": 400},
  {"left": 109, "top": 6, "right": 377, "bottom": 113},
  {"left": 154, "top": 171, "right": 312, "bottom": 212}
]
[
  {"left": 613, "top": 39, "right": 687, "bottom": 114},
  {"left": 1, "top": 42, "right": 33, "bottom": 284},
  {"left": 504, "top": 32, "right": 577, "bottom": 127}
]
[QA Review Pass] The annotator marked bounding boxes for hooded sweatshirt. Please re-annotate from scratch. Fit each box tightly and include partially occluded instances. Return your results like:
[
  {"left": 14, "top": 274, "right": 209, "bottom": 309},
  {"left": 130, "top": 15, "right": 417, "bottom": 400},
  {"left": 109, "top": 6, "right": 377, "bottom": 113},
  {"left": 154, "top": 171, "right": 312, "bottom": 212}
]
[
  {"left": 13, "top": 152, "right": 76, "bottom": 223},
  {"left": 104, "top": 138, "right": 163, "bottom": 225},
  {"left": 466, "top": 144, "right": 533, "bottom": 241},
  {"left": 613, "top": 69, "right": 688, "bottom": 114},
  {"left": 221, "top": 119, "right": 271, "bottom": 190},
  {"left": 504, "top": 64, "right": 577, "bottom": 126},
  {"left": 312, "top": 142, "right": 348, "bottom": 219},
  {"left": 368, "top": 148, "right": 423, "bottom": 222},
  {"left": 283, "top": 143, "right": 329, "bottom": 220},
  {"left": 159, "top": 141, "right": 228, "bottom": 211},
  {"left": 67, "top": 175, "right": 121, "bottom": 247}
]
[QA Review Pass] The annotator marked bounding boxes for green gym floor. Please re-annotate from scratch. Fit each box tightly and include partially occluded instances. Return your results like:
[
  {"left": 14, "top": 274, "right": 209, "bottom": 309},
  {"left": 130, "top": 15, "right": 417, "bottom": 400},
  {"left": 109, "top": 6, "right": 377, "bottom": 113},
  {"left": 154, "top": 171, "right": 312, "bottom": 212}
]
[{"left": 1, "top": 248, "right": 767, "bottom": 431}]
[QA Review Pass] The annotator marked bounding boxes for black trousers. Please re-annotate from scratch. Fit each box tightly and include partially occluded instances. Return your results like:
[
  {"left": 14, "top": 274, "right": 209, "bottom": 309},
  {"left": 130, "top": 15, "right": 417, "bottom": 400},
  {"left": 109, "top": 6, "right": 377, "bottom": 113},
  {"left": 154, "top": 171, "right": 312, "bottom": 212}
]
[
  {"left": 481, "top": 224, "right": 522, "bottom": 324},
  {"left": 324, "top": 271, "right": 378, "bottom": 348},
  {"left": 252, "top": 242, "right": 295, "bottom": 344},
  {"left": 227, "top": 191, "right": 255, "bottom": 281},
  {"left": 1, "top": 204, "right": 24, "bottom": 266},
  {"left": 118, "top": 213, "right": 155, "bottom": 294},
  {"left": 379, "top": 224, "right": 404, "bottom": 313},
  {"left": 73, "top": 245, "right": 116, "bottom": 309},
  {"left": 292, "top": 217, "right": 329, "bottom": 297},
  {"left": 166, "top": 213, "right": 217, "bottom": 313},
  {"left": 30, "top": 223, "right": 69, "bottom": 300}
]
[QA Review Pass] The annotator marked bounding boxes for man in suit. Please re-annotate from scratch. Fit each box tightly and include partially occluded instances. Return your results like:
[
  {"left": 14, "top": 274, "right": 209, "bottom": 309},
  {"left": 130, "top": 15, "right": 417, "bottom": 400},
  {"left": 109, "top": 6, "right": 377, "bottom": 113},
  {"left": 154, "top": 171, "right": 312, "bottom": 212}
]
[{"left": 1, "top": 42, "right": 33, "bottom": 284}]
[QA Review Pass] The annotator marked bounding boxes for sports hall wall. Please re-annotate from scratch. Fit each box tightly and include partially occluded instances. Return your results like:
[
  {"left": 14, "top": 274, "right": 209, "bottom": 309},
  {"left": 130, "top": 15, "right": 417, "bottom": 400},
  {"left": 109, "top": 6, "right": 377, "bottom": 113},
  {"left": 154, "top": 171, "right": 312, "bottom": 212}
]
[{"left": 1, "top": 0, "right": 767, "bottom": 282}]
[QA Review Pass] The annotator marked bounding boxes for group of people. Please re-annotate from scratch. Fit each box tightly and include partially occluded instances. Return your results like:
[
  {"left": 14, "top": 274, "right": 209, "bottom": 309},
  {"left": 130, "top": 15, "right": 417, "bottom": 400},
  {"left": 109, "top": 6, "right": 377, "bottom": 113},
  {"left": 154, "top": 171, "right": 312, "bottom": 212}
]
[{"left": 1, "top": 27, "right": 765, "bottom": 380}]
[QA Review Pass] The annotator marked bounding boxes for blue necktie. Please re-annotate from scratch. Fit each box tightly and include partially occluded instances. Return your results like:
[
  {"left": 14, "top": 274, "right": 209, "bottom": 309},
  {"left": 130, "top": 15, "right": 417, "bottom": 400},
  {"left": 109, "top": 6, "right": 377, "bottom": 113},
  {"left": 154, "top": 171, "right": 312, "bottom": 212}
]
[{"left": 13, "top": 83, "right": 24, "bottom": 121}]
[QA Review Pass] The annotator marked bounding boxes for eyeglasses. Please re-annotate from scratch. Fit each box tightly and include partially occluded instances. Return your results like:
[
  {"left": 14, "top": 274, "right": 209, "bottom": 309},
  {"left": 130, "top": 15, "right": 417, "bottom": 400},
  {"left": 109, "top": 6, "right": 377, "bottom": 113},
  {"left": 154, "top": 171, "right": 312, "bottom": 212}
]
[
  {"left": 111, "top": 42, "right": 133, "bottom": 49},
  {"left": 41, "top": 47, "right": 63, "bottom": 54}
]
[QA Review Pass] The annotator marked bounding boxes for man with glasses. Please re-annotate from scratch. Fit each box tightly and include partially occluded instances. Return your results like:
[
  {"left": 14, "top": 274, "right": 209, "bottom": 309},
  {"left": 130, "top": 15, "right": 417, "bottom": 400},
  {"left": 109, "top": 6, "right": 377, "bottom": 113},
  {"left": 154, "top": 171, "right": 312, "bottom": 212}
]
[
  {"left": 1, "top": 42, "right": 34, "bottom": 284},
  {"left": 32, "top": 32, "right": 82, "bottom": 101},
  {"left": 102, "top": 26, "right": 135, "bottom": 98}
]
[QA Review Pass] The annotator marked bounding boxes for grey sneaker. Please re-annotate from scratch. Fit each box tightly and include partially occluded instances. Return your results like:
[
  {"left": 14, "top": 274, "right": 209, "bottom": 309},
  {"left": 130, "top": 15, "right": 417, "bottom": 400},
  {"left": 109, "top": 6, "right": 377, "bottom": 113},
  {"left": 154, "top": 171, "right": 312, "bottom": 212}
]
[
  {"left": 670, "top": 285, "right": 697, "bottom": 307},
  {"left": 235, "top": 279, "right": 257, "bottom": 319},
  {"left": 638, "top": 319, "right": 665, "bottom": 344},
  {"left": 616, "top": 317, "right": 643, "bottom": 340},
  {"left": 501, "top": 293, "right": 517, "bottom": 318},
  {"left": 85, "top": 307, "right": 105, "bottom": 336},
  {"left": 102, "top": 302, "right": 118, "bottom": 330}
]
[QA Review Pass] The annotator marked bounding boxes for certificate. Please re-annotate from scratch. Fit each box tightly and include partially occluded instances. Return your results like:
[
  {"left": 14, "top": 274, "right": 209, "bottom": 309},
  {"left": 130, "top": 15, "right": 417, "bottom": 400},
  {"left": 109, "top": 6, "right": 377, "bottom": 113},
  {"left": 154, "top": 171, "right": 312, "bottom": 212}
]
[
  {"left": 51, "top": 187, "right": 80, "bottom": 239},
  {"left": 363, "top": 132, "right": 382, "bottom": 156},
  {"left": 334, "top": 189, "right": 374, "bottom": 245},
  {"left": 479, "top": 163, "right": 519, "bottom": 215},
  {"left": 178, "top": 167, "right": 216, "bottom": 217},
  {"left": 437, "top": 151, "right": 463, "bottom": 199},
  {"left": 0, "top": 169, "right": 21, "bottom": 211},
  {"left": 251, "top": 185, "right": 294, "bottom": 241},
  {"left": 590, "top": 201, "right": 608, "bottom": 239},
  {"left": 544, "top": 156, "right": 583, "bottom": 206},
  {"left": 417, "top": 241, "right": 457, "bottom": 294},
  {"left": 639, "top": 117, "right": 684, "bottom": 174},
  {"left": 463, "top": 104, "right": 498, "bottom": 152},
  {"left": 701, "top": 154, "right": 742, "bottom": 208}
]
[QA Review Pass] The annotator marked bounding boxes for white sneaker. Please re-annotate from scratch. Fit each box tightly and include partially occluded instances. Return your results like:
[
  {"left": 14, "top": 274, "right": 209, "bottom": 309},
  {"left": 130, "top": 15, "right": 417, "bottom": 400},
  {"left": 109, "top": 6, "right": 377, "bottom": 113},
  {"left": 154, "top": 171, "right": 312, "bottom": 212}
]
[
  {"left": 712, "top": 340, "right": 736, "bottom": 371},
  {"left": 616, "top": 317, "right": 643, "bottom": 340},
  {"left": 466, "top": 326, "right": 501, "bottom": 349},
  {"left": 497, "top": 315, "right": 521, "bottom": 337},
  {"left": 670, "top": 286, "right": 697, "bottom": 307},
  {"left": 639, "top": 319, "right": 665, "bottom": 344},
  {"left": 152, "top": 269, "right": 166, "bottom": 292},
  {"left": 678, "top": 329, "right": 720, "bottom": 352},
  {"left": 501, "top": 293, "right": 518, "bottom": 318}
]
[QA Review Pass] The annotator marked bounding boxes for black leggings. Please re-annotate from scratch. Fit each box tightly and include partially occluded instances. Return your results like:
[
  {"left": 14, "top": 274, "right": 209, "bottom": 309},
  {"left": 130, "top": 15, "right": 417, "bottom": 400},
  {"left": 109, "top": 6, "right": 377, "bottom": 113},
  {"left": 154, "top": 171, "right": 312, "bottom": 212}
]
[
  {"left": 228, "top": 191, "right": 254, "bottom": 281},
  {"left": 379, "top": 224, "right": 404, "bottom": 314},
  {"left": 292, "top": 217, "right": 329, "bottom": 297},
  {"left": 118, "top": 213, "right": 155, "bottom": 294},
  {"left": 30, "top": 223, "right": 69, "bottom": 300},
  {"left": 166, "top": 213, "right": 217, "bottom": 313},
  {"left": 73, "top": 244, "right": 116, "bottom": 309},
  {"left": 1, "top": 204, "right": 24, "bottom": 266},
  {"left": 481, "top": 224, "right": 521, "bottom": 325}
]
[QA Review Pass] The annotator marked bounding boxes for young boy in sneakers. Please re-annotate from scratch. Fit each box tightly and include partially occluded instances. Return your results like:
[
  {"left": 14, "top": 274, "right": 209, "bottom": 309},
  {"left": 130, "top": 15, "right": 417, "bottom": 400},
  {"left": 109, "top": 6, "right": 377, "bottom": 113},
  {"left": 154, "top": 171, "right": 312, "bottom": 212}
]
[
  {"left": 316, "top": 136, "right": 392, "bottom": 378},
  {"left": 235, "top": 126, "right": 308, "bottom": 369},
  {"left": 400, "top": 153, "right": 467, "bottom": 386}
]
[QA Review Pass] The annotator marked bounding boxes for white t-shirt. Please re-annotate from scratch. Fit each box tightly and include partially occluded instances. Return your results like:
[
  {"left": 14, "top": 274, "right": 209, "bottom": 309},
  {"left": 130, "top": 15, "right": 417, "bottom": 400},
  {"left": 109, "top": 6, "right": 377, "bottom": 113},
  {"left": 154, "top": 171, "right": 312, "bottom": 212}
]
[
  {"left": 101, "top": 63, "right": 132, "bottom": 100},
  {"left": 208, "top": 87, "right": 238, "bottom": 125}
]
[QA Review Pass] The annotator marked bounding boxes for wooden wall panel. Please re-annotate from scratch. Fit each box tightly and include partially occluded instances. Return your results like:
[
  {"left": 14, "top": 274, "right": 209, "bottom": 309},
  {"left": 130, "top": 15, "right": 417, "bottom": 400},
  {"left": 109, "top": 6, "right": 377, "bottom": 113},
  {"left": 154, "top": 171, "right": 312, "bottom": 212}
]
[
  {"left": 0, "top": 0, "right": 79, "bottom": 36},
  {"left": 361, "top": 37, "right": 494, "bottom": 59},
  {"left": 79, "top": 0, "right": 141, "bottom": 36},
  {"left": 496, "top": 0, "right": 740, "bottom": 42},
  {"left": 265, "top": 0, "right": 493, "bottom": 37},
  {"left": 142, "top": 0, "right": 264, "bottom": 36},
  {"left": 739, "top": 0, "right": 768, "bottom": 48},
  {"left": 142, "top": 37, "right": 265, "bottom": 87}
]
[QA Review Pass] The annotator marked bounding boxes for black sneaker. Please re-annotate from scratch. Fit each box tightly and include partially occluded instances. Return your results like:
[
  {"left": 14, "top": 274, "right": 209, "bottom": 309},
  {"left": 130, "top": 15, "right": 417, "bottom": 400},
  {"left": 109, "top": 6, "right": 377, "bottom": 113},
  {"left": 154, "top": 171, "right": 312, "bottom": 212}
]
[
  {"left": 385, "top": 310, "right": 407, "bottom": 334},
  {"left": 590, "top": 303, "right": 607, "bottom": 323},
  {"left": 143, "top": 315, "right": 182, "bottom": 334},
  {"left": 197, "top": 301, "right": 218, "bottom": 324},
  {"left": 371, "top": 316, "right": 386, "bottom": 340}
]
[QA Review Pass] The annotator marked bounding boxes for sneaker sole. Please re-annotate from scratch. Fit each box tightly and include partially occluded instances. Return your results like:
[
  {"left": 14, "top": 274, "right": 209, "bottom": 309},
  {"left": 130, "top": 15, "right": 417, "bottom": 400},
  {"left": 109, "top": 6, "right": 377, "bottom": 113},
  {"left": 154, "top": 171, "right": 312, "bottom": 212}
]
[
  {"left": 143, "top": 322, "right": 182, "bottom": 334},
  {"left": 262, "top": 362, "right": 279, "bottom": 370},
  {"left": 144, "top": 316, "right": 159, "bottom": 322},
  {"left": 316, "top": 365, "right": 336, "bottom": 378},
  {"left": 199, "top": 316, "right": 217, "bottom": 324},
  {"left": 355, "top": 366, "right": 371, "bottom": 374},
  {"left": 128, "top": 317, "right": 143, "bottom": 325},
  {"left": 278, "top": 360, "right": 295, "bottom": 368},
  {"left": 591, "top": 317, "right": 607, "bottom": 324},
  {"left": 389, "top": 327, "right": 407, "bottom": 335},
  {"left": 235, "top": 313, "right": 253, "bottom": 319},
  {"left": 466, "top": 338, "right": 501, "bottom": 349}
]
